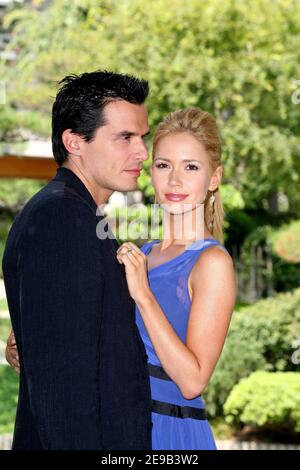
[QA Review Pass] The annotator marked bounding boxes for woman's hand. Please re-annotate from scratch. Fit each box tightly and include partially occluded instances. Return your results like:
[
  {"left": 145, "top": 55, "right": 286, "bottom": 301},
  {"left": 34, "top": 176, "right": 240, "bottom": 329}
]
[
  {"left": 116, "top": 242, "right": 151, "bottom": 303},
  {"left": 5, "top": 329, "right": 20, "bottom": 374}
]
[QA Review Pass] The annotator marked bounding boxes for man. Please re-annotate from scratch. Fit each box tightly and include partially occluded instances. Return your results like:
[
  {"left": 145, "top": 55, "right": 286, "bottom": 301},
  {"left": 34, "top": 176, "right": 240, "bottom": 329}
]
[{"left": 2, "top": 71, "right": 152, "bottom": 450}]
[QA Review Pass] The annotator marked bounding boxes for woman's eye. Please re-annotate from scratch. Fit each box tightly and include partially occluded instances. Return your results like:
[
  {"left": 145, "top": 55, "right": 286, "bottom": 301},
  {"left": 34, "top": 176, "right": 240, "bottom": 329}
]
[
  {"left": 186, "top": 164, "right": 199, "bottom": 171},
  {"left": 155, "top": 163, "right": 168, "bottom": 169}
]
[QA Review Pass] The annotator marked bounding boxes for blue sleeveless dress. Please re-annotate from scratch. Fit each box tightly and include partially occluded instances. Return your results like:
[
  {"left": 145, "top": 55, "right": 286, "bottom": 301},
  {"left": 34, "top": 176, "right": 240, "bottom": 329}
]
[{"left": 135, "top": 238, "right": 226, "bottom": 450}]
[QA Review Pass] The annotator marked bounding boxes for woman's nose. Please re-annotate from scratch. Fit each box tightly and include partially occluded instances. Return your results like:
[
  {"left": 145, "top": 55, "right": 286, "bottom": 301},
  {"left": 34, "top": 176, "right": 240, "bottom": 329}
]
[{"left": 168, "top": 170, "right": 182, "bottom": 187}]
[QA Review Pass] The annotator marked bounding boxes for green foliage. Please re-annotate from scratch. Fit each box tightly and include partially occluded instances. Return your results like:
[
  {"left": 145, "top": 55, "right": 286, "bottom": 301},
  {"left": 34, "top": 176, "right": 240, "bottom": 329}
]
[
  {"left": 0, "top": 215, "right": 13, "bottom": 277},
  {"left": 225, "top": 209, "right": 259, "bottom": 246},
  {"left": 241, "top": 223, "right": 274, "bottom": 252},
  {"left": 105, "top": 202, "right": 163, "bottom": 244},
  {"left": 210, "top": 417, "right": 238, "bottom": 440},
  {"left": 224, "top": 371, "right": 300, "bottom": 433},
  {"left": 271, "top": 220, "right": 300, "bottom": 263},
  {"left": 0, "top": 319, "right": 18, "bottom": 434},
  {"left": 237, "top": 223, "right": 300, "bottom": 293},
  {"left": 0, "top": 299, "right": 8, "bottom": 312},
  {"left": 0, "top": 106, "right": 22, "bottom": 142},
  {"left": 0, "top": 179, "right": 45, "bottom": 212},
  {"left": 0, "top": 365, "right": 18, "bottom": 434},
  {"left": 0, "top": 178, "right": 45, "bottom": 276},
  {"left": 0, "top": 318, "right": 11, "bottom": 342},
  {"left": 0, "top": 106, "right": 50, "bottom": 141},
  {"left": 220, "top": 184, "right": 245, "bottom": 212},
  {"left": 204, "top": 288, "right": 300, "bottom": 418},
  {"left": 1, "top": 0, "right": 300, "bottom": 432},
  {"left": 0, "top": 0, "right": 300, "bottom": 212},
  {"left": 273, "top": 256, "right": 300, "bottom": 292}
]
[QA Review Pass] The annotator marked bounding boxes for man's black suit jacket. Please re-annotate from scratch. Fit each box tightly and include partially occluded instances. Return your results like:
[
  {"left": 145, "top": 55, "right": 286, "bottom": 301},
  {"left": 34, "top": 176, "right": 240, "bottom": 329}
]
[{"left": 2, "top": 167, "right": 152, "bottom": 450}]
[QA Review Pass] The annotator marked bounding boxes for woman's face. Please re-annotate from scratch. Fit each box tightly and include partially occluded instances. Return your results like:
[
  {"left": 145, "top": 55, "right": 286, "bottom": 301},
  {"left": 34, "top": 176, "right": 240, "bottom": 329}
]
[{"left": 151, "top": 132, "right": 222, "bottom": 214}]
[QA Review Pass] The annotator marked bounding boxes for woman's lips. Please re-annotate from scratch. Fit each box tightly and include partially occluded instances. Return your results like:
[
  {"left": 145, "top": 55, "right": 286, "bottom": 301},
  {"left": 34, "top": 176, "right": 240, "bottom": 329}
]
[{"left": 165, "top": 193, "right": 189, "bottom": 202}]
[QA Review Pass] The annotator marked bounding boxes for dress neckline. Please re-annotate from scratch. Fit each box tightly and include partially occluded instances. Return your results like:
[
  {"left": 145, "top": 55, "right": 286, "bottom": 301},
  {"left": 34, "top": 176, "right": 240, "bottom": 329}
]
[{"left": 145, "top": 238, "right": 219, "bottom": 274}]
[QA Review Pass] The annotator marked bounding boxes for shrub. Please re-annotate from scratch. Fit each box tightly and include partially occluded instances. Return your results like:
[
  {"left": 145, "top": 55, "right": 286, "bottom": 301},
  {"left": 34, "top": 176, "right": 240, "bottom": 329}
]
[
  {"left": 0, "top": 365, "right": 18, "bottom": 434},
  {"left": 224, "top": 371, "right": 300, "bottom": 433},
  {"left": 241, "top": 224, "right": 300, "bottom": 293},
  {"left": 204, "top": 288, "right": 300, "bottom": 418},
  {"left": 271, "top": 220, "right": 300, "bottom": 264}
]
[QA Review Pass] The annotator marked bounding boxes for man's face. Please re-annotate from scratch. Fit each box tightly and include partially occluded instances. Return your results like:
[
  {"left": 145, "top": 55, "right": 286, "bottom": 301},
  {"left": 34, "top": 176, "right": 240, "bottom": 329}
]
[{"left": 80, "top": 100, "right": 149, "bottom": 193}]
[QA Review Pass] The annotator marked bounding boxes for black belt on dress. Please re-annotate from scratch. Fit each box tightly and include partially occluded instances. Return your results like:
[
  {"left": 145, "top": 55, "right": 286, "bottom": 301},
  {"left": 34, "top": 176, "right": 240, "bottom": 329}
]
[
  {"left": 148, "top": 363, "right": 206, "bottom": 420},
  {"left": 148, "top": 363, "right": 202, "bottom": 396},
  {"left": 148, "top": 363, "right": 172, "bottom": 381},
  {"left": 152, "top": 400, "right": 207, "bottom": 420}
]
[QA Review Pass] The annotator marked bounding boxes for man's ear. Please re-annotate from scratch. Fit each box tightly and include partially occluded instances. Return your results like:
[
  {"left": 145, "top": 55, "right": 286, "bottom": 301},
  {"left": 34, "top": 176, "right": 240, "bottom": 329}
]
[{"left": 62, "top": 129, "right": 82, "bottom": 156}]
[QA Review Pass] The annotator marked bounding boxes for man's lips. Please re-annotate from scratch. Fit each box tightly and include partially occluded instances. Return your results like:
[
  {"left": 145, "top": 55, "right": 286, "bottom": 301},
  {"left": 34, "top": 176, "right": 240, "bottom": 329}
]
[
  {"left": 165, "top": 193, "right": 189, "bottom": 202},
  {"left": 124, "top": 169, "right": 141, "bottom": 177}
]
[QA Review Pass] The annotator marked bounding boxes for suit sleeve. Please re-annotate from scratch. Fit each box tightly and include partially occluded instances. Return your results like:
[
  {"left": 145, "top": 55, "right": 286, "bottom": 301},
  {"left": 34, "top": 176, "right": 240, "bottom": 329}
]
[{"left": 18, "top": 198, "right": 105, "bottom": 449}]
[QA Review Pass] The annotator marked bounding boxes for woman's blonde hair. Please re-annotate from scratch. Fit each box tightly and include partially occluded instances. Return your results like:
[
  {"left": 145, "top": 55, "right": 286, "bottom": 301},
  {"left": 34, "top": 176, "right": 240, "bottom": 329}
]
[{"left": 152, "top": 108, "right": 224, "bottom": 243}]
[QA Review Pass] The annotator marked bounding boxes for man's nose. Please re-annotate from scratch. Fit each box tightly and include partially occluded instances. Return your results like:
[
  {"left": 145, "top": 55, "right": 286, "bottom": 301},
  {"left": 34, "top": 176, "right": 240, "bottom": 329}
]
[{"left": 134, "top": 140, "right": 148, "bottom": 161}]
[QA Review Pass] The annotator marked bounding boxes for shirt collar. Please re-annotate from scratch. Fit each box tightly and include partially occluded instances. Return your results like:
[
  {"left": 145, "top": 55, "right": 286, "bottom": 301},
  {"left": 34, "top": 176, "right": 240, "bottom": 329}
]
[{"left": 53, "top": 166, "right": 98, "bottom": 214}]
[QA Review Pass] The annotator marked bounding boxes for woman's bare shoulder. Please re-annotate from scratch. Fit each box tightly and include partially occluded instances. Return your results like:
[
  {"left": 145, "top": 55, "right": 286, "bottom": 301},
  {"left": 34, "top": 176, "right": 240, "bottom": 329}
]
[{"left": 190, "top": 244, "right": 235, "bottom": 288}]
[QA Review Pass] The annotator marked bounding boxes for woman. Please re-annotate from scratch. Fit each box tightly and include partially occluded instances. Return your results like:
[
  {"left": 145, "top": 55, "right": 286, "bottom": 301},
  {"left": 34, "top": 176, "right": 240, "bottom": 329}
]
[
  {"left": 6, "top": 108, "right": 236, "bottom": 450},
  {"left": 116, "top": 108, "right": 236, "bottom": 450}
]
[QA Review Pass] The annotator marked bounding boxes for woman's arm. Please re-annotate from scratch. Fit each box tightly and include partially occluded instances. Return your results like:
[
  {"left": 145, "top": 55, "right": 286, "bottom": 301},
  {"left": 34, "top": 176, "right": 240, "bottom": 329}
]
[
  {"left": 117, "top": 242, "right": 237, "bottom": 399},
  {"left": 6, "top": 329, "right": 20, "bottom": 373},
  {"left": 185, "top": 246, "right": 237, "bottom": 396}
]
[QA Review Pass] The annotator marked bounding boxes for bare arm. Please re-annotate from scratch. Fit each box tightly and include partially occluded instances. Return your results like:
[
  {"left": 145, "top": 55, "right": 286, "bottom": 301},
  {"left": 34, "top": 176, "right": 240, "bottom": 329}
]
[{"left": 118, "top": 243, "right": 237, "bottom": 399}]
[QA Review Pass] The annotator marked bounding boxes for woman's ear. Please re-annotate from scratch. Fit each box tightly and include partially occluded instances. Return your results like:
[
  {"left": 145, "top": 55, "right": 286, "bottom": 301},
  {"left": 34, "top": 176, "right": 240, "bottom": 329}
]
[{"left": 209, "top": 165, "right": 223, "bottom": 191}]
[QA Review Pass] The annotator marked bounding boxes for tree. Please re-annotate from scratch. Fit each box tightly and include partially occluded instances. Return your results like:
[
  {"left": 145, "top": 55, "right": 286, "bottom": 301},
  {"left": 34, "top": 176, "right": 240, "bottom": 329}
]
[{"left": 1, "top": 0, "right": 300, "bottom": 213}]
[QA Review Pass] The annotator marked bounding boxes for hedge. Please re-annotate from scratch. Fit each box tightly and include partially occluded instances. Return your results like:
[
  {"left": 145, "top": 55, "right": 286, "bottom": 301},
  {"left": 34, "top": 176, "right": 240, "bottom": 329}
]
[
  {"left": 204, "top": 288, "right": 300, "bottom": 418},
  {"left": 224, "top": 371, "right": 300, "bottom": 433}
]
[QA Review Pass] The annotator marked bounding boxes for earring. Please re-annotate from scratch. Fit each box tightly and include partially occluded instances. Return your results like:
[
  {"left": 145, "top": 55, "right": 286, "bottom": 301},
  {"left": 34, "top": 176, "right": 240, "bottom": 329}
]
[
  {"left": 209, "top": 192, "right": 215, "bottom": 207},
  {"left": 209, "top": 191, "right": 216, "bottom": 233}
]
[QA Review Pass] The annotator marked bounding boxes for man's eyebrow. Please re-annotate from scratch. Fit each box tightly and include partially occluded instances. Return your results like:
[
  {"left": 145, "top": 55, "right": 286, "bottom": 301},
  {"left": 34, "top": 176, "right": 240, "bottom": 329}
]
[
  {"left": 114, "top": 131, "right": 135, "bottom": 138},
  {"left": 142, "top": 130, "right": 151, "bottom": 138},
  {"left": 114, "top": 130, "right": 151, "bottom": 138}
]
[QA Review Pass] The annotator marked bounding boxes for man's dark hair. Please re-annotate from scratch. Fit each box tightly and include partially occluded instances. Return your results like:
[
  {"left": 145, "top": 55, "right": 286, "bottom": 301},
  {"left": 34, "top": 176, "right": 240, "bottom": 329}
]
[{"left": 52, "top": 70, "right": 149, "bottom": 166}]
